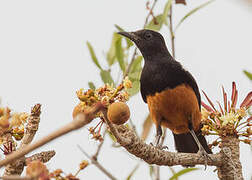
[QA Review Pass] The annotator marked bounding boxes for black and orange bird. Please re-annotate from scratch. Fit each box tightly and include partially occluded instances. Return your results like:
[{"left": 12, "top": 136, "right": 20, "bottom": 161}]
[{"left": 118, "top": 29, "right": 212, "bottom": 159}]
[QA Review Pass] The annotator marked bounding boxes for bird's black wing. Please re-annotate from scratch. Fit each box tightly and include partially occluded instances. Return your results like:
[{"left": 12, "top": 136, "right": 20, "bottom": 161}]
[{"left": 140, "top": 59, "right": 201, "bottom": 109}]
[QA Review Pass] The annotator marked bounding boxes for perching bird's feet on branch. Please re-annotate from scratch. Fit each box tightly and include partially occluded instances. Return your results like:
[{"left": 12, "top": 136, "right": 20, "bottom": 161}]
[
  {"left": 197, "top": 146, "right": 212, "bottom": 170},
  {"left": 149, "top": 134, "right": 169, "bottom": 150}
]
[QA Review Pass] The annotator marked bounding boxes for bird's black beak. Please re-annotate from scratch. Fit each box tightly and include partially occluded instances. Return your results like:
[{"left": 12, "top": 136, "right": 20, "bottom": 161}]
[{"left": 117, "top": 31, "right": 139, "bottom": 42}]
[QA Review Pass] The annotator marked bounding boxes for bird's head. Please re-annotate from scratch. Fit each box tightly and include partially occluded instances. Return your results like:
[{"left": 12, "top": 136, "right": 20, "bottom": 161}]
[{"left": 118, "top": 29, "right": 170, "bottom": 60}]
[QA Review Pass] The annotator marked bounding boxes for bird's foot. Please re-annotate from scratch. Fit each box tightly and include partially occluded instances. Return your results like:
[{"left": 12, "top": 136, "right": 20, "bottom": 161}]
[
  {"left": 150, "top": 142, "right": 168, "bottom": 150},
  {"left": 197, "top": 147, "right": 212, "bottom": 170}
]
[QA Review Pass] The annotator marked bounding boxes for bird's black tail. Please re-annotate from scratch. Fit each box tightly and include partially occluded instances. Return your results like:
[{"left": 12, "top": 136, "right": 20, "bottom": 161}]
[{"left": 173, "top": 130, "right": 212, "bottom": 154}]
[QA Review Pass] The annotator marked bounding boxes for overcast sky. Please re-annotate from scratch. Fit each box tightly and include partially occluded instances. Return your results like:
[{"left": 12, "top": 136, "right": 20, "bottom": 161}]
[{"left": 0, "top": 0, "right": 251, "bottom": 179}]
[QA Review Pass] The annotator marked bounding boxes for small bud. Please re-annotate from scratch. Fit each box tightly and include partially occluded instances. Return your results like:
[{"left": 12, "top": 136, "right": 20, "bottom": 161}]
[
  {"left": 65, "top": 174, "right": 80, "bottom": 180},
  {"left": 79, "top": 160, "right": 89, "bottom": 170},
  {"left": 243, "top": 139, "right": 251, "bottom": 144},
  {"left": 123, "top": 77, "right": 132, "bottom": 89},
  {"left": 107, "top": 102, "right": 130, "bottom": 125},
  {"left": 52, "top": 169, "right": 63, "bottom": 177},
  {"left": 247, "top": 128, "right": 252, "bottom": 135}
]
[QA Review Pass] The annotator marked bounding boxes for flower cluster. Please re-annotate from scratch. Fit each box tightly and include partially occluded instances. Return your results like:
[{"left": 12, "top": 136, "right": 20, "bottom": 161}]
[
  {"left": 0, "top": 107, "right": 29, "bottom": 143},
  {"left": 73, "top": 77, "right": 132, "bottom": 141},
  {"left": 201, "top": 82, "right": 251, "bottom": 147}
]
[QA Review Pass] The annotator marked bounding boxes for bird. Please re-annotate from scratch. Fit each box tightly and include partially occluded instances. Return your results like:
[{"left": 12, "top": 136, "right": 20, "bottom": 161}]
[{"left": 118, "top": 29, "right": 212, "bottom": 161}]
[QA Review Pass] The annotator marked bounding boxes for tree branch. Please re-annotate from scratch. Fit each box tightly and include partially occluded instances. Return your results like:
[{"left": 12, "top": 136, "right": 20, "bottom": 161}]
[
  {"left": 25, "top": 150, "right": 56, "bottom": 165},
  {"left": 77, "top": 145, "right": 117, "bottom": 180},
  {"left": 4, "top": 104, "right": 41, "bottom": 176},
  {"left": 0, "top": 103, "right": 105, "bottom": 168},
  {"left": 0, "top": 175, "right": 33, "bottom": 180},
  {"left": 217, "top": 137, "right": 244, "bottom": 180},
  {"left": 102, "top": 110, "right": 223, "bottom": 167}
]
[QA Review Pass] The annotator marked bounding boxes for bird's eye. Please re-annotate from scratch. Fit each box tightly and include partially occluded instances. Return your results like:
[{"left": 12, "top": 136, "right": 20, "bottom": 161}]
[{"left": 144, "top": 32, "right": 152, "bottom": 40}]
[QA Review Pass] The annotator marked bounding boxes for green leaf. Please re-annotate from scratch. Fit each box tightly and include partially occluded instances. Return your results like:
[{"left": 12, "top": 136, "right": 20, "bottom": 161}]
[
  {"left": 106, "top": 129, "right": 117, "bottom": 142},
  {"left": 175, "top": 0, "right": 215, "bottom": 31},
  {"left": 100, "top": 70, "right": 114, "bottom": 84},
  {"left": 115, "top": 24, "right": 125, "bottom": 32},
  {"left": 86, "top": 41, "right": 102, "bottom": 70},
  {"left": 243, "top": 70, "right": 252, "bottom": 81},
  {"left": 107, "top": 33, "right": 121, "bottom": 66},
  {"left": 149, "top": 165, "right": 154, "bottom": 178},
  {"left": 163, "top": 0, "right": 172, "bottom": 25},
  {"left": 126, "top": 164, "right": 139, "bottom": 180},
  {"left": 145, "top": 14, "right": 164, "bottom": 31},
  {"left": 125, "top": 38, "right": 134, "bottom": 49},
  {"left": 129, "top": 56, "right": 143, "bottom": 74},
  {"left": 128, "top": 56, "right": 143, "bottom": 81},
  {"left": 168, "top": 167, "right": 178, "bottom": 180},
  {"left": 127, "top": 80, "right": 140, "bottom": 96},
  {"left": 115, "top": 36, "right": 126, "bottom": 72},
  {"left": 88, "top": 82, "right": 96, "bottom": 90},
  {"left": 115, "top": 24, "right": 133, "bottom": 49},
  {"left": 169, "top": 168, "right": 198, "bottom": 180}
]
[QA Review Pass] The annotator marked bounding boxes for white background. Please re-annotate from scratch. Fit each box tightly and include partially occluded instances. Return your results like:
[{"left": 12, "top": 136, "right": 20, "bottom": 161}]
[{"left": 0, "top": 0, "right": 251, "bottom": 179}]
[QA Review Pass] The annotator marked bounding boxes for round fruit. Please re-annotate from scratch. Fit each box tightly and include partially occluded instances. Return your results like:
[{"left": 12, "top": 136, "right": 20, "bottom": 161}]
[{"left": 107, "top": 102, "right": 130, "bottom": 125}]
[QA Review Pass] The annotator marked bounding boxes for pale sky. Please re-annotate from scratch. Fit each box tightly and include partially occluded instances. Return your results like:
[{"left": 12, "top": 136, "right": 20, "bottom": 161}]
[{"left": 0, "top": 0, "right": 251, "bottom": 179}]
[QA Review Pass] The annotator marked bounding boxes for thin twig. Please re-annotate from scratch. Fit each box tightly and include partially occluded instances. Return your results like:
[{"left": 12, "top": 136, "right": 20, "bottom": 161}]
[
  {"left": 123, "top": 48, "right": 137, "bottom": 79},
  {"left": 0, "top": 175, "right": 34, "bottom": 180},
  {"left": 92, "top": 131, "right": 106, "bottom": 161},
  {"left": 77, "top": 145, "right": 117, "bottom": 180},
  {"left": 123, "top": 0, "right": 159, "bottom": 79},
  {"left": 169, "top": 4, "right": 175, "bottom": 58},
  {"left": 0, "top": 103, "right": 104, "bottom": 168},
  {"left": 144, "top": 0, "right": 158, "bottom": 26}
]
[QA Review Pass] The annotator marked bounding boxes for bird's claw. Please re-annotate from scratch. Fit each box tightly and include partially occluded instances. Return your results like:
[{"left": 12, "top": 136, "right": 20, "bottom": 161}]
[
  {"left": 150, "top": 142, "right": 168, "bottom": 150},
  {"left": 197, "top": 147, "right": 212, "bottom": 170}
]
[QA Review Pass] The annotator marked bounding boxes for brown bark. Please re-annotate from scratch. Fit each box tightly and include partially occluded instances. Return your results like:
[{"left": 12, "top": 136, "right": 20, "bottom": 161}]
[{"left": 217, "top": 136, "right": 243, "bottom": 180}]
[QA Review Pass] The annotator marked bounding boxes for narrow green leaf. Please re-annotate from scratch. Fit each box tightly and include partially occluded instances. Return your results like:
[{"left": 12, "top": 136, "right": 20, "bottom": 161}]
[
  {"left": 243, "top": 70, "right": 252, "bottom": 81},
  {"left": 86, "top": 41, "right": 102, "bottom": 70},
  {"left": 115, "top": 24, "right": 133, "bottom": 49},
  {"left": 129, "top": 56, "right": 143, "bottom": 74},
  {"left": 115, "top": 37, "right": 126, "bottom": 72},
  {"left": 88, "top": 82, "right": 96, "bottom": 90},
  {"left": 114, "top": 24, "right": 125, "bottom": 32},
  {"left": 145, "top": 14, "right": 164, "bottom": 31},
  {"left": 107, "top": 33, "right": 120, "bottom": 66},
  {"left": 126, "top": 164, "right": 139, "bottom": 180},
  {"left": 168, "top": 167, "right": 178, "bottom": 180},
  {"left": 163, "top": 0, "right": 172, "bottom": 25},
  {"left": 128, "top": 56, "right": 143, "bottom": 81},
  {"left": 149, "top": 165, "right": 154, "bottom": 178},
  {"left": 127, "top": 80, "right": 140, "bottom": 96},
  {"left": 100, "top": 70, "right": 114, "bottom": 84},
  {"left": 175, "top": 0, "right": 215, "bottom": 31},
  {"left": 126, "top": 38, "right": 134, "bottom": 49},
  {"left": 169, "top": 168, "right": 198, "bottom": 180}
]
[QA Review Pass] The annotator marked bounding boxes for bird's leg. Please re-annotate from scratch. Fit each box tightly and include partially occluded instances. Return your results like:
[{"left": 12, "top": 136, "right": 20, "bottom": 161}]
[
  {"left": 154, "top": 124, "right": 162, "bottom": 146},
  {"left": 150, "top": 124, "right": 168, "bottom": 150},
  {"left": 189, "top": 129, "right": 212, "bottom": 169}
]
